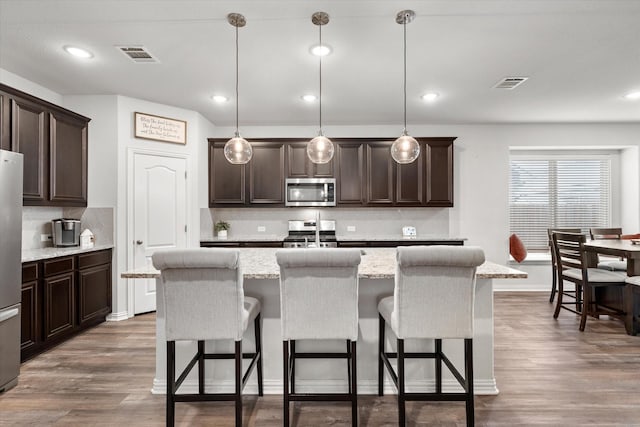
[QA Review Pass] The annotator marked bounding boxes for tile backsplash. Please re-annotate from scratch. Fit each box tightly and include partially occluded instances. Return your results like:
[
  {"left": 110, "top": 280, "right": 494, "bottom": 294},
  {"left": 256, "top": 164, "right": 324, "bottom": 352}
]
[
  {"left": 22, "top": 206, "right": 114, "bottom": 250},
  {"left": 202, "top": 207, "right": 450, "bottom": 240}
]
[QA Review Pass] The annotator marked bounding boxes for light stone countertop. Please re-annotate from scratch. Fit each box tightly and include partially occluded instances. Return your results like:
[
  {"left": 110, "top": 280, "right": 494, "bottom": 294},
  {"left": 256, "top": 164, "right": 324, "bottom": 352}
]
[
  {"left": 121, "top": 247, "right": 527, "bottom": 280},
  {"left": 22, "top": 244, "right": 115, "bottom": 263}
]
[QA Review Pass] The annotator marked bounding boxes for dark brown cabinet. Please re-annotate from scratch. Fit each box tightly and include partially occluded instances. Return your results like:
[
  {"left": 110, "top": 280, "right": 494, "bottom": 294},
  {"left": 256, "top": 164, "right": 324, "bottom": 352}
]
[
  {"left": 208, "top": 139, "right": 285, "bottom": 207},
  {"left": 20, "top": 249, "right": 112, "bottom": 361},
  {"left": 208, "top": 137, "right": 454, "bottom": 208},
  {"left": 336, "top": 142, "right": 365, "bottom": 205},
  {"left": 286, "top": 143, "right": 333, "bottom": 178},
  {"left": 77, "top": 250, "right": 112, "bottom": 326},
  {"left": 0, "top": 83, "right": 90, "bottom": 207},
  {"left": 20, "top": 263, "right": 40, "bottom": 356}
]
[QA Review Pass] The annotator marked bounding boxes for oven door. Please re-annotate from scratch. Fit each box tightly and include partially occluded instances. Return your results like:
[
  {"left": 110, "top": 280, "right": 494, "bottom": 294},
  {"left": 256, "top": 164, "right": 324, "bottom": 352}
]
[{"left": 285, "top": 178, "right": 336, "bottom": 207}]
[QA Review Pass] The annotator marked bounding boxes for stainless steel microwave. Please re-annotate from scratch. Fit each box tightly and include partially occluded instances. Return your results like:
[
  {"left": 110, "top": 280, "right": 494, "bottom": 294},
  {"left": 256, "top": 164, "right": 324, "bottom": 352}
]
[{"left": 285, "top": 178, "right": 336, "bottom": 207}]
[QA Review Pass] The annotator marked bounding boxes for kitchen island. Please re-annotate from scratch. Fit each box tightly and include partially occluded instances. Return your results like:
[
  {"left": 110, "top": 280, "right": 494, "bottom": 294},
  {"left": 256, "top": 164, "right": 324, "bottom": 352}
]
[{"left": 122, "top": 247, "right": 526, "bottom": 396}]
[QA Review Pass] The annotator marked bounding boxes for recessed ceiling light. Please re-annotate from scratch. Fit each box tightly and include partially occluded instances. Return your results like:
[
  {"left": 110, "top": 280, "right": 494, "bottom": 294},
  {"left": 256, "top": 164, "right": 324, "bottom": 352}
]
[
  {"left": 310, "top": 44, "right": 332, "bottom": 57},
  {"left": 63, "top": 45, "right": 93, "bottom": 59},
  {"left": 624, "top": 91, "right": 640, "bottom": 100},
  {"left": 212, "top": 95, "right": 229, "bottom": 103},
  {"left": 421, "top": 92, "right": 440, "bottom": 102},
  {"left": 301, "top": 94, "right": 317, "bottom": 102}
]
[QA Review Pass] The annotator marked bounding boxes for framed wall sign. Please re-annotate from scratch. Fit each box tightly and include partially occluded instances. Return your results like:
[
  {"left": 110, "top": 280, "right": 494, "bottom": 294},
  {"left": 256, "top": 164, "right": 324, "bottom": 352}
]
[{"left": 134, "top": 112, "right": 187, "bottom": 144}]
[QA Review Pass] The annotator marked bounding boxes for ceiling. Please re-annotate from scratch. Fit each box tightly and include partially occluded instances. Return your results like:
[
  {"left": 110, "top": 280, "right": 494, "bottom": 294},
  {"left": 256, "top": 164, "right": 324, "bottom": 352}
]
[{"left": 1, "top": 0, "right": 640, "bottom": 127}]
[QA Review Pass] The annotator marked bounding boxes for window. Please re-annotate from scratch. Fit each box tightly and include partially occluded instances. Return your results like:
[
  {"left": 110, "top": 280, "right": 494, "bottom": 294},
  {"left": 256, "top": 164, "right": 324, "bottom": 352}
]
[{"left": 510, "top": 154, "right": 611, "bottom": 251}]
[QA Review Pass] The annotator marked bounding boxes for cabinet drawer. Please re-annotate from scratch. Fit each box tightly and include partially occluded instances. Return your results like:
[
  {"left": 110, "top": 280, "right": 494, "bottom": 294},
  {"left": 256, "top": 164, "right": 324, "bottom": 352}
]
[
  {"left": 22, "top": 262, "right": 38, "bottom": 283},
  {"left": 43, "top": 256, "right": 74, "bottom": 277},
  {"left": 77, "top": 249, "right": 112, "bottom": 269}
]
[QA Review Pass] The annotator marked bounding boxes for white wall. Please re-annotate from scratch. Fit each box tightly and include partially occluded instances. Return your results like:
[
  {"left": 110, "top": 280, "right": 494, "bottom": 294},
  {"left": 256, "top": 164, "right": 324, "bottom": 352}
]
[{"left": 0, "top": 68, "right": 63, "bottom": 105}]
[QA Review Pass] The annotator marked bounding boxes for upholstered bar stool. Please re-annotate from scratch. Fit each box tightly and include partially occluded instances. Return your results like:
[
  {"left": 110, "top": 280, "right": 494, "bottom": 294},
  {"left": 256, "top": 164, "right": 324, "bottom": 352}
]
[
  {"left": 378, "top": 245, "right": 485, "bottom": 427},
  {"left": 152, "top": 248, "right": 263, "bottom": 427},
  {"left": 276, "top": 248, "right": 362, "bottom": 427},
  {"left": 589, "top": 227, "right": 628, "bottom": 271}
]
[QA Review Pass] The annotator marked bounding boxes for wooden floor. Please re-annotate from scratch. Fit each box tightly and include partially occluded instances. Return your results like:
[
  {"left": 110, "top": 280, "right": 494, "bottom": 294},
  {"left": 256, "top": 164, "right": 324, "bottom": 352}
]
[{"left": 1, "top": 292, "right": 639, "bottom": 426}]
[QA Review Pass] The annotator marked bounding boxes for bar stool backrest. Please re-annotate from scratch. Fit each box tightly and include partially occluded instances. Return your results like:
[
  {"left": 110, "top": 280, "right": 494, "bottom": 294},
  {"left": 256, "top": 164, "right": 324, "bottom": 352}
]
[
  {"left": 276, "top": 248, "right": 361, "bottom": 341},
  {"left": 393, "top": 246, "right": 485, "bottom": 339},
  {"left": 152, "top": 248, "right": 245, "bottom": 342}
]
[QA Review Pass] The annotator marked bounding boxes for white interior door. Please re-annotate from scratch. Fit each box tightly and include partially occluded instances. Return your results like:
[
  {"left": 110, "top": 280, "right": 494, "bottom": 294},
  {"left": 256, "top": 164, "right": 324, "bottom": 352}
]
[{"left": 132, "top": 153, "right": 187, "bottom": 314}]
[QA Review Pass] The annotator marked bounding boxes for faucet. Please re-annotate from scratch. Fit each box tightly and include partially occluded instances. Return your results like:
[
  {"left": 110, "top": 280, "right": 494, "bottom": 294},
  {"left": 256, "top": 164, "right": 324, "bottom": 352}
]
[{"left": 315, "top": 210, "right": 321, "bottom": 248}]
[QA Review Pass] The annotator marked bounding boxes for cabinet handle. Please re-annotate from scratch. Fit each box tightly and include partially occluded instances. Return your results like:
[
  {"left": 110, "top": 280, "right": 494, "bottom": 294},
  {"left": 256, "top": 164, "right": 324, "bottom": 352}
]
[{"left": 136, "top": 240, "right": 143, "bottom": 245}]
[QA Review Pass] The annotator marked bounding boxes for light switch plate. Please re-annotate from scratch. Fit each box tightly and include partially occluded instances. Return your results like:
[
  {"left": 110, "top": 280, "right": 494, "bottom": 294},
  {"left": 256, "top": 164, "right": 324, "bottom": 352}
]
[
  {"left": 347, "top": 226, "right": 356, "bottom": 232},
  {"left": 257, "top": 226, "right": 266, "bottom": 232}
]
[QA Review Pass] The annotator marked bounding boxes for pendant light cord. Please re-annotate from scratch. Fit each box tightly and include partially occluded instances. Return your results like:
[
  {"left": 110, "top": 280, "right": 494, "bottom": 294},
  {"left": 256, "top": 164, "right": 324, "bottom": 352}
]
[
  {"left": 319, "top": 22, "right": 323, "bottom": 134},
  {"left": 403, "top": 14, "right": 407, "bottom": 134},
  {"left": 235, "top": 23, "right": 240, "bottom": 137}
]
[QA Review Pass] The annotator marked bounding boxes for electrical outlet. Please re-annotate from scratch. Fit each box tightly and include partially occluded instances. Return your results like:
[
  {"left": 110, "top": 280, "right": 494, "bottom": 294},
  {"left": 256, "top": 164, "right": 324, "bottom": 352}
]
[
  {"left": 347, "top": 226, "right": 356, "bottom": 232},
  {"left": 41, "top": 234, "right": 52, "bottom": 242},
  {"left": 257, "top": 226, "right": 266, "bottom": 232}
]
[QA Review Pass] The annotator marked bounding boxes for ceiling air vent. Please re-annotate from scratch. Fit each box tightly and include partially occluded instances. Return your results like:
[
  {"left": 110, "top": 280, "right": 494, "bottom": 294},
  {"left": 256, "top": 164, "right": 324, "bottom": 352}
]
[
  {"left": 493, "top": 77, "right": 528, "bottom": 90},
  {"left": 116, "top": 46, "right": 159, "bottom": 63}
]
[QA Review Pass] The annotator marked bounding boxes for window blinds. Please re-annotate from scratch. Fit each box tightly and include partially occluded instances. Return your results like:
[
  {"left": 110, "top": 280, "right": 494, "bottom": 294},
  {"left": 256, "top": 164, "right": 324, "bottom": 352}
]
[{"left": 509, "top": 157, "right": 611, "bottom": 251}]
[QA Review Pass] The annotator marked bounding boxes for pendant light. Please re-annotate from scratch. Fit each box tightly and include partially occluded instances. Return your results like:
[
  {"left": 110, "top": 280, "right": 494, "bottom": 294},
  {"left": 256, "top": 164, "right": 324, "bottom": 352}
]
[
  {"left": 307, "top": 11, "right": 334, "bottom": 164},
  {"left": 391, "top": 10, "right": 420, "bottom": 164},
  {"left": 224, "top": 13, "right": 253, "bottom": 165}
]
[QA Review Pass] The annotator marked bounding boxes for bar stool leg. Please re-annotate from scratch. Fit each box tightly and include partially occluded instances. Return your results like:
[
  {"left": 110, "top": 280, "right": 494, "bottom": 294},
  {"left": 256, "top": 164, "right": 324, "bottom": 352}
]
[
  {"left": 580, "top": 284, "right": 590, "bottom": 331},
  {"left": 235, "top": 340, "right": 242, "bottom": 427},
  {"left": 378, "top": 314, "right": 385, "bottom": 396},
  {"left": 198, "top": 340, "right": 205, "bottom": 394},
  {"left": 254, "top": 315, "right": 264, "bottom": 396},
  {"left": 283, "top": 341, "right": 290, "bottom": 427},
  {"left": 290, "top": 340, "right": 296, "bottom": 394},
  {"left": 351, "top": 340, "right": 358, "bottom": 427},
  {"left": 465, "top": 338, "right": 474, "bottom": 427},
  {"left": 166, "top": 341, "right": 175, "bottom": 427},
  {"left": 397, "top": 338, "right": 406, "bottom": 427},
  {"left": 346, "top": 340, "right": 352, "bottom": 394},
  {"left": 435, "top": 339, "right": 442, "bottom": 394}
]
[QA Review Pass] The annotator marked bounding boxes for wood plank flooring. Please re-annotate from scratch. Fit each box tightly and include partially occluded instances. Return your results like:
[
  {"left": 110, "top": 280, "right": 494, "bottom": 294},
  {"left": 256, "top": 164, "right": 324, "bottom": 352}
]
[{"left": 1, "top": 292, "right": 639, "bottom": 426}]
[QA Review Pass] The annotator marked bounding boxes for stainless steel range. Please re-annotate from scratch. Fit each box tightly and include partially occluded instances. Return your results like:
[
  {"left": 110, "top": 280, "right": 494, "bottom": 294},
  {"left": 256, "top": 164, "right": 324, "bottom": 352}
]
[{"left": 283, "top": 219, "right": 337, "bottom": 248}]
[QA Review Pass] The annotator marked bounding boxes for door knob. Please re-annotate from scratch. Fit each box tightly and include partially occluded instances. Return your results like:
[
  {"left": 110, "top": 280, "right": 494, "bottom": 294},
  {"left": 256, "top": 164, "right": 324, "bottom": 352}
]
[{"left": 136, "top": 240, "right": 143, "bottom": 245}]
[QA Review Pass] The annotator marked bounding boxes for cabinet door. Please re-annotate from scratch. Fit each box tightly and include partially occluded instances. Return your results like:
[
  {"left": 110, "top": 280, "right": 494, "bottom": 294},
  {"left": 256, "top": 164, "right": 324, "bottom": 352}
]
[
  {"left": 43, "top": 272, "right": 75, "bottom": 340},
  {"left": 249, "top": 143, "right": 285, "bottom": 204},
  {"left": 396, "top": 141, "right": 424, "bottom": 206},
  {"left": 425, "top": 138, "right": 454, "bottom": 207},
  {"left": 49, "top": 112, "right": 88, "bottom": 206},
  {"left": 286, "top": 143, "right": 309, "bottom": 178},
  {"left": 0, "top": 93, "right": 9, "bottom": 151},
  {"left": 336, "top": 143, "right": 364, "bottom": 205},
  {"left": 366, "top": 144, "right": 394, "bottom": 205},
  {"left": 11, "top": 98, "right": 48, "bottom": 203},
  {"left": 78, "top": 263, "right": 112, "bottom": 326},
  {"left": 209, "top": 141, "right": 246, "bottom": 205}
]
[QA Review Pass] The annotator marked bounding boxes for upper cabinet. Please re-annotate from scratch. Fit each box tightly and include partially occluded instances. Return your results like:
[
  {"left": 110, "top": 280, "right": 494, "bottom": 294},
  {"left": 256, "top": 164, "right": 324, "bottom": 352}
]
[
  {"left": 1, "top": 84, "right": 90, "bottom": 207},
  {"left": 208, "top": 137, "right": 454, "bottom": 208}
]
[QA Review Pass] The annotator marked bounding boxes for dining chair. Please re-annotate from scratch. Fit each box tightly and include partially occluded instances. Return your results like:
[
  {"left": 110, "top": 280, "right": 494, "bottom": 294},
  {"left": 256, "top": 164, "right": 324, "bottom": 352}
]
[
  {"left": 276, "top": 248, "right": 361, "bottom": 427},
  {"left": 548, "top": 228, "right": 581, "bottom": 303},
  {"left": 378, "top": 245, "right": 485, "bottom": 427},
  {"left": 589, "top": 227, "right": 628, "bottom": 271},
  {"left": 552, "top": 232, "right": 627, "bottom": 331},
  {"left": 152, "top": 248, "right": 263, "bottom": 427}
]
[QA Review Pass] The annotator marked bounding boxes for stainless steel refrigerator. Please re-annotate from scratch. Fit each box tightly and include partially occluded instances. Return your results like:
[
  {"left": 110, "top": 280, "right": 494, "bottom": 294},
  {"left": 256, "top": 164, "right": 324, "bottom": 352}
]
[{"left": 0, "top": 149, "right": 22, "bottom": 393}]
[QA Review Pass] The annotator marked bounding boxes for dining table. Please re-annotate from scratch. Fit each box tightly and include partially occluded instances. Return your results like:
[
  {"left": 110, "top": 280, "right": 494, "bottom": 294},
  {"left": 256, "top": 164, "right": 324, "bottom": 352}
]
[{"left": 583, "top": 239, "right": 640, "bottom": 335}]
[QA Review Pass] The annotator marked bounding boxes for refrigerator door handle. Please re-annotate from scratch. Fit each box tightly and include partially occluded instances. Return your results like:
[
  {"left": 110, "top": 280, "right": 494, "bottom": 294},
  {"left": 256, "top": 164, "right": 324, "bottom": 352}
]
[{"left": 0, "top": 307, "right": 19, "bottom": 323}]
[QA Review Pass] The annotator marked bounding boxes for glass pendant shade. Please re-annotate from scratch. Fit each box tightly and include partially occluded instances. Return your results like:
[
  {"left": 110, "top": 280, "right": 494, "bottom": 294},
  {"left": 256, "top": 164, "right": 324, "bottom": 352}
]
[
  {"left": 224, "top": 133, "right": 253, "bottom": 164},
  {"left": 307, "top": 134, "right": 334, "bottom": 164},
  {"left": 391, "top": 132, "right": 420, "bottom": 164}
]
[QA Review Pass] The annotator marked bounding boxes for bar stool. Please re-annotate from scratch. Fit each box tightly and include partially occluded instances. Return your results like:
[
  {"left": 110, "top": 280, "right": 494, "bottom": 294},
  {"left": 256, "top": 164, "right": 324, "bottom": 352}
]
[
  {"left": 152, "top": 248, "right": 263, "bottom": 427},
  {"left": 276, "top": 248, "right": 362, "bottom": 427},
  {"left": 378, "top": 245, "right": 485, "bottom": 427},
  {"left": 625, "top": 276, "right": 640, "bottom": 335},
  {"left": 589, "top": 227, "right": 628, "bottom": 272}
]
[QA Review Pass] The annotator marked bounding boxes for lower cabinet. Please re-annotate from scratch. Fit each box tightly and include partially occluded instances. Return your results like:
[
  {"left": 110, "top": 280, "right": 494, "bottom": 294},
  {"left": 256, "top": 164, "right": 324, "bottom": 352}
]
[{"left": 20, "top": 248, "right": 112, "bottom": 362}]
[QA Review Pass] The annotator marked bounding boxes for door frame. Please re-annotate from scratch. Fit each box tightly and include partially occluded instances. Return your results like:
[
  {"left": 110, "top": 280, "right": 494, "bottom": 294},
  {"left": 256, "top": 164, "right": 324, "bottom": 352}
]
[{"left": 126, "top": 148, "right": 191, "bottom": 318}]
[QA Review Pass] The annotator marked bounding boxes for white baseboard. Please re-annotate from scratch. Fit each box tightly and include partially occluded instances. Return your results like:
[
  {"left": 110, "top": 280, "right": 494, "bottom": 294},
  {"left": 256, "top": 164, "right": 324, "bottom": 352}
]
[
  {"left": 106, "top": 311, "right": 130, "bottom": 322},
  {"left": 151, "top": 378, "right": 498, "bottom": 396}
]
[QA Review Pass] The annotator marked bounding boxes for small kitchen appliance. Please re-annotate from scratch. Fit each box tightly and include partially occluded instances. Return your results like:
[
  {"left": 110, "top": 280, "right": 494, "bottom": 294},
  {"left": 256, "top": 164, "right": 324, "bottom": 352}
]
[
  {"left": 283, "top": 219, "right": 337, "bottom": 248},
  {"left": 51, "top": 219, "right": 81, "bottom": 247}
]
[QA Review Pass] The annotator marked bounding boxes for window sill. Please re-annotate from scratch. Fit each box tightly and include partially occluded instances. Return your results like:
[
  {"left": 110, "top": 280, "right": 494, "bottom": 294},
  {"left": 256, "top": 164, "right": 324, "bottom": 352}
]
[{"left": 509, "top": 252, "right": 551, "bottom": 265}]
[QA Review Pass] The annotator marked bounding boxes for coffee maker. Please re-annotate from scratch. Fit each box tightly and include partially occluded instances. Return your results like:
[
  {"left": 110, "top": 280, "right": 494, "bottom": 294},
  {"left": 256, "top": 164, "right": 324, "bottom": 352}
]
[{"left": 51, "top": 219, "right": 81, "bottom": 247}]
